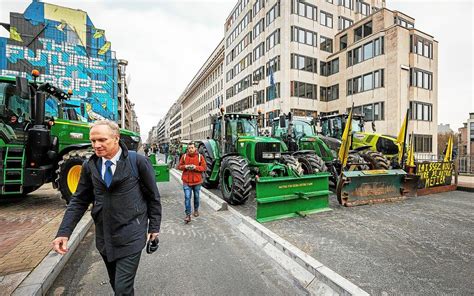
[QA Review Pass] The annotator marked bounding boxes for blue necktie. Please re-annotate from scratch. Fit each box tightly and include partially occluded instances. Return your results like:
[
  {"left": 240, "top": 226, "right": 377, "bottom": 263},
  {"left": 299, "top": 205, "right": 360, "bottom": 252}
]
[{"left": 104, "top": 160, "right": 113, "bottom": 187}]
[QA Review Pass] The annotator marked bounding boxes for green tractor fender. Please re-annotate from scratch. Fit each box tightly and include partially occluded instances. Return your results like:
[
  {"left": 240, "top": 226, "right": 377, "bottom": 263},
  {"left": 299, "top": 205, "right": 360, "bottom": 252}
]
[{"left": 196, "top": 139, "right": 221, "bottom": 187}]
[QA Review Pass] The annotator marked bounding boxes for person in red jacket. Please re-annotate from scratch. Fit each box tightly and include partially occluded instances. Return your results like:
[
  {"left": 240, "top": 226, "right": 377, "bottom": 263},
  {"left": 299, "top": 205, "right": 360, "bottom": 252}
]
[{"left": 177, "top": 142, "right": 206, "bottom": 223}]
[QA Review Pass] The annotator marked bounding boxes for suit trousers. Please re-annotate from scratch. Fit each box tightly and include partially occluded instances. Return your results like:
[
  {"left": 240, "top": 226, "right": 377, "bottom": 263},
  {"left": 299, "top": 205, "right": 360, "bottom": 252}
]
[{"left": 101, "top": 251, "right": 141, "bottom": 296}]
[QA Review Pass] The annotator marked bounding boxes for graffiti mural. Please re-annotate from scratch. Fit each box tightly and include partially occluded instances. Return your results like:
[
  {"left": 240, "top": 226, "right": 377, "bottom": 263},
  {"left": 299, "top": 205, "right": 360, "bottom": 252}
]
[{"left": 0, "top": 1, "right": 118, "bottom": 122}]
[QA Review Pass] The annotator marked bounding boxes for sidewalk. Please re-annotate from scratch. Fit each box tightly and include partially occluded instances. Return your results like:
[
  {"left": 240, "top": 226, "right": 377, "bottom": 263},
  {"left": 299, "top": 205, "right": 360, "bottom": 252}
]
[
  {"left": 0, "top": 185, "right": 68, "bottom": 295},
  {"left": 458, "top": 175, "right": 474, "bottom": 192}
]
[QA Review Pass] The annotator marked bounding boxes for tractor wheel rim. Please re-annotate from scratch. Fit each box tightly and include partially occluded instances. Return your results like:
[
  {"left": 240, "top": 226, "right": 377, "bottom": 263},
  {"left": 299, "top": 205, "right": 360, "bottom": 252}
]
[{"left": 67, "top": 165, "right": 82, "bottom": 193}]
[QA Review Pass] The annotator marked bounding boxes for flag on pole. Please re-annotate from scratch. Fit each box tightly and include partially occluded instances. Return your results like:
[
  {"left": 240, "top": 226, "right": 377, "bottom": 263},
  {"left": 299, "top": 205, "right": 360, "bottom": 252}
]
[
  {"left": 98, "top": 41, "right": 111, "bottom": 55},
  {"left": 338, "top": 108, "right": 353, "bottom": 167},
  {"left": 406, "top": 132, "right": 415, "bottom": 167},
  {"left": 397, "top": 109, "right": 409, "bottom": 163},
  {"left": 269, "top": 66, "right": 275, "bottom": 100},
  {"left": 9, "top": 26, "right": 23, "bottom": 42},
  {"left": 443, "top": 134, "right": 453, "bottom": 162},
  {"left": 93, "top": 29, "right": 105, "bottom": 39}
]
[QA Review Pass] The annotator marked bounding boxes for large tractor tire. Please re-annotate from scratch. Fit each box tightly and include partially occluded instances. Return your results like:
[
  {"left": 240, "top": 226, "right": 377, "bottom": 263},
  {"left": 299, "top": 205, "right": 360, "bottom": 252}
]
[
  {"left": 359, "top": 150, "right": 390, "bottom": 170},
  {"left": 56, "top": 150, "right": 94, "bottom": 204},
  {"left": 280, "top": 154, "right": 303, "bottom": 176},
  {"left": 345, "top": 153, "right": 370, "bottom": 171},
  {"left": 294, "top": 152, "right": 328, "bottom": 174},
  {"left": 198, "top": 145, "right": 219, "bottom": 189},
  {"left": 220, "top": 156, "right": 251, "bottom": 205}
]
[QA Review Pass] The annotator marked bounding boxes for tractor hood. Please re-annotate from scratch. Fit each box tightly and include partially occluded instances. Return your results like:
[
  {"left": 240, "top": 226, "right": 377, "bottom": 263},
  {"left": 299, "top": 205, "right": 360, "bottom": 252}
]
[{"left": 317, "top": 135, "right": 341, "bottom": 151}]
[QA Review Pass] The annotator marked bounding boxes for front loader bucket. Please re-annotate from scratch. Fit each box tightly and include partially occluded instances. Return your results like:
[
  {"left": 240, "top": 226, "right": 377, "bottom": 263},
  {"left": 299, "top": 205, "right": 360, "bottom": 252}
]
[
  {"left": 336, "top": 169, "right": 411, "bottom": 206},
  {"left": 255, "top": 173, "right": 331, "bottom": 223}
]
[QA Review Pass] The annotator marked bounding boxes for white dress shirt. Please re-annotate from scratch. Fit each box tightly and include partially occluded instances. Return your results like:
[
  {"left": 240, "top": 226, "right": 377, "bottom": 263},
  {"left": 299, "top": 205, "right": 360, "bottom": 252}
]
[{"left": 101, "top": 148, "right": 122, "bottom": 180}]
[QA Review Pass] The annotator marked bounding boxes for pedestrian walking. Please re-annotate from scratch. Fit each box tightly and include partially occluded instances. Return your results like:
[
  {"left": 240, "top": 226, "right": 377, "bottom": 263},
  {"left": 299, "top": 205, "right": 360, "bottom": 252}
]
[
  {"left": 52, "top": 120, "right": 162, "bottom": 295},
  {"left": 177, "top": 142, "right": 206, "bottom": 223}
]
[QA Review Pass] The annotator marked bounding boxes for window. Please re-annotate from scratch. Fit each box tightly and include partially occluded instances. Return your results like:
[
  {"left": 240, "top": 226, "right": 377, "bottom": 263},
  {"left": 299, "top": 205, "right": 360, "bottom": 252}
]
[
  {"left": 356, "top": 0, "right": 370, "bottom": 16},
  {"left": 253, "top": 66, "right": 265, "bottom": 82},
  {"left": 233, "top": 74, "right": 252, "bottom": 95},
  {"left": 394, "top": 16, "right": 414, "bottom": 29},
  {"left": 320, "top": 84, "right": 339, "bottom": 102},
  {"left": 320, "top": 36, "right": 333, "bottom": 53},
  {"left": 253, "top": 0, "right": 264, "bottom": 16},
  {"left": 338, "top": 0, "right": 353, "bottom": 9},
  {"left": 266, "top": 29, "right": 280, "bottom": 51},
  {"left": 253, "top": 18, "right": 265, "bottom": 39},
  {"left": 347, "top": 102, "right": 384, "bottom": 121},
  {"left": 320, "top": 11, "right": 333, "bottom": 28},
  {"left": 266, "top": 1, "right": 280, "bottom": 26},
  {"left": 320, "top": 58, "right": 339, "bottom": 76},
  {"left": 291, "top": 81, "right": 317, "bottom": 100},
  {"left": 226, "top": 10, "right": 252, "bottom": 47},
  {"left": 255, "top": 89, "right": 265, "bottom": 105},
  {"left": 354, "top": 20, "right": 372, "bottom": 42},
  {"left": 253, "top": 42, "right": 265, "bottom": 61},
  {"left": 340, "top": 34, "right": 348, "bottom": 50},
  {"left": 291, "top": 0, "right": 317, "bottom": 21},
  {"left": 338, "top": 16, "right": 353, "bottom": 30},
  {"left": 291, "top": 54, "right": 317, "bottom": 73},
  {"left": 226, "top": 87, "right": 234, "bottom": 100},
  {"left": 411, "top": 35, "right": 433, "bottom": 59},
  {"left": 266, "top": 56, "right": 280, "bottom": 75},
  {"left": 347, "top": 36, "right": 384, "bottom": 66},
  {"left": 291, "top": 26, "right": 317, "bottom": 47},
  {"left": 233, "top": 53, "right": 252, "bottom": 76},
  {"left": 266, "top": 83, "right": 281, "bottom": 101},
  {"left": 411, "top": 134, "right": 432, "bottom": 153},
  {"left": 409, "top": 101, "right": 432, "bottom": 121},
  {"left": 410, "top": 68, "right": 433, "bottom": 90},
  {"left": 347, "top": 69, "right": 384, "bottom": 95},
  {"left": 266, "top": 110, "right": 280, "bottom": 127}
]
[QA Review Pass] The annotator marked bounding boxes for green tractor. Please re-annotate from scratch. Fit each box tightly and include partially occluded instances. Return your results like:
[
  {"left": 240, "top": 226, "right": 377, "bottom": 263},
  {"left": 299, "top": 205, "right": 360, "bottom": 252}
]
[
  {"left": 272, "top": 112, "right": 412, "bottom": 207},
  {"left": 197, "top": 112, "right": 330, "bottom": 222},
  {"left": 319, "top": 113, "right": 401, "bottom": 167},
  {"left": 0, "top": 74, "right": 141, "bottom": 202}
]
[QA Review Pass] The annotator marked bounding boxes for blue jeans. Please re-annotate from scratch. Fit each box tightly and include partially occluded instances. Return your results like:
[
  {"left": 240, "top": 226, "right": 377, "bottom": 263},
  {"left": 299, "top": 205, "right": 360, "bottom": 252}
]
[{"left": 183, "top": 184, "right": 201, "bottom": 215}]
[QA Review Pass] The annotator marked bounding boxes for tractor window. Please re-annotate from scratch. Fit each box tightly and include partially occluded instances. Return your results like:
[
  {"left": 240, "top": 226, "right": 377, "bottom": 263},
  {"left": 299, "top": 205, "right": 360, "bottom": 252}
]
[
  {"left": 293, "top": 120, "right": 315, "bottom": 137},
  {"left": 45, "top": 96, "right": 60, "bottom": 119},
  {"left": 236, "top": 118, "right": 257, "bottom": 137},
  {"left": 271, "top": 119, "right": 287, "bottom": 137},
  {"left": 212, "top": 119, "right": 221, "bottom": 140},
  {"left": 7, "top": 91, "right": 30, "bottom": 121},
  {"left": 351, "top": 118, "right": 363, "bottom": 132}
]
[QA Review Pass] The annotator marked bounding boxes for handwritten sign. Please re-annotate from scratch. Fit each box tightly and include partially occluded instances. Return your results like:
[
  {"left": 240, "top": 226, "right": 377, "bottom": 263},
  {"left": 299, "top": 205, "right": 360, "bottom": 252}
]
[{"left": 416, "top": 162, "right": 453, "bottom": 189}]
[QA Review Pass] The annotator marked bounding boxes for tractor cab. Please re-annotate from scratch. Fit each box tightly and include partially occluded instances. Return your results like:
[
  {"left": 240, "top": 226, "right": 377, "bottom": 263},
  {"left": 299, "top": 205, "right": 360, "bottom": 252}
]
[
  {"left": 212, "top": 113, "right": 259, "bottom": 154},
  {"left": 319, "top": 113, "right": 364, "bottom": 139},
  {"left": 0, "top": 78, "right": 32, "bottom": 142}
]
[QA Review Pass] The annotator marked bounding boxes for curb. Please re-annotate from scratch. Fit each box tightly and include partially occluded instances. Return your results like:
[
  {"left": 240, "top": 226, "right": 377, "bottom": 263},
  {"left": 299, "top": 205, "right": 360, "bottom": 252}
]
[
  {"left": 457, "top": 186, "right": 474, "bottom": 192},
  {"left": 170, "top": 169, "right": 368, "bottom": 295},
  {"left": 12, "top": 213, "right": 93, "bottom": 296}
]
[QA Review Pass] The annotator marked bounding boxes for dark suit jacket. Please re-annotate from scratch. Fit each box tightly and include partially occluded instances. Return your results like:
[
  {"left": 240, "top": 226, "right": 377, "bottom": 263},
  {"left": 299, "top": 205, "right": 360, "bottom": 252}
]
[{"left": 56, "top": 142, "right": 162, "bottom": 261}]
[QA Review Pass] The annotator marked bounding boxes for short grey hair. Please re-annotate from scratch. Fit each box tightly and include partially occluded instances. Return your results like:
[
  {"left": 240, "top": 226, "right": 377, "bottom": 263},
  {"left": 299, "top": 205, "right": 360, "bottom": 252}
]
[{"left": 91, "top": 120, "right": 120, "bottom": 137}]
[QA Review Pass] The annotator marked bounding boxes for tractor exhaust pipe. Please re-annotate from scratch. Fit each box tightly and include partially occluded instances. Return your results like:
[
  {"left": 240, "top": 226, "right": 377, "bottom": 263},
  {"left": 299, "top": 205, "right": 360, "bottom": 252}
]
[{"left": 34, "top": 92, "right": 46, "bottom": 125}]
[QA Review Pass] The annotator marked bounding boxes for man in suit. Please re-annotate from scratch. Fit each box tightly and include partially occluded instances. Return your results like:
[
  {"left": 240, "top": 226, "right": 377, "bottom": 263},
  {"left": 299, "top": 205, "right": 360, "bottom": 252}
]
[{"left": 52, "top": 120, "right": 161, "bottom": 295}]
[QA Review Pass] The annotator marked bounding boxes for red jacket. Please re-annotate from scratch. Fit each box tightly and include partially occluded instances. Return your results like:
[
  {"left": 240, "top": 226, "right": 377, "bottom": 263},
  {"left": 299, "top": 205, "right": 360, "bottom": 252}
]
[{"left": 178, "top": 152, "right": 206, "bottom": 186}]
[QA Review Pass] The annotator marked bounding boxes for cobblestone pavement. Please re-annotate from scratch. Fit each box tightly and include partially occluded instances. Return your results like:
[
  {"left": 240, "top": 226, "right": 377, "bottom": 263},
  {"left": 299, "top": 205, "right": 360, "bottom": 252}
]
[
  {"left": 48, "top": 174, "right": 309, "bottom": 295},
  {"left": 0, "top": 185, "right": 66, "bottom": 294},
  {"left": 210, "top": 187, "right": 474, "bottom": 295}
]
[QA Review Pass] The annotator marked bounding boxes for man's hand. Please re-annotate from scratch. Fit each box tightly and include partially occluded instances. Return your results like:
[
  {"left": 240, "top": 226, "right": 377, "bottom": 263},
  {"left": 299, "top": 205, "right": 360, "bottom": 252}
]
[
  {"left": 52, "top": 237, "right": 69, "bottom": 255},
  {"left": 147, "top": 232, "right": 159, "bottom": 241}
]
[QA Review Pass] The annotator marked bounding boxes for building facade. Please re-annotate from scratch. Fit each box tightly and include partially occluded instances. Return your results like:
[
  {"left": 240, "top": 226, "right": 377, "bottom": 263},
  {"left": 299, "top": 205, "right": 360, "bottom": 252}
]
[
  {"left": 0, "top": 1, "right": 138, "bottom": 129},
  {"left": 154, "top": 0, "right": 438, "bottom": 156},
  {"left": 180, "top": 40, "right": 224, "bottom": 141}
]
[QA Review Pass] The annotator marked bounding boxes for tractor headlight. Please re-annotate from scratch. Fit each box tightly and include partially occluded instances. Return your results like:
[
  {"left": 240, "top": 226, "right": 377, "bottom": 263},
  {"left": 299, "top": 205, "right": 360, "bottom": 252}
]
[
  {"left": 130, "top": 136, "right": 140, "bottom": 142},
  {"left": 262, "top": 152, "right": 275, "bottom": 159},
  {"left": 274, "top": 152, "right": 281, "bottom": 159}
]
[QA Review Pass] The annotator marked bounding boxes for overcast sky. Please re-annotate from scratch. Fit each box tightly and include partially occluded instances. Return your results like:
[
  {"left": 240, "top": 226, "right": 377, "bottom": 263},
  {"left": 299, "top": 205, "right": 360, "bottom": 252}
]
[{"left": 0, "top": 0, "right": 472, "bottom": 140}]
